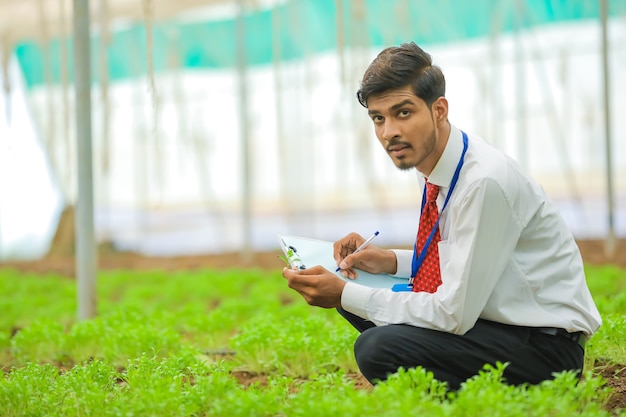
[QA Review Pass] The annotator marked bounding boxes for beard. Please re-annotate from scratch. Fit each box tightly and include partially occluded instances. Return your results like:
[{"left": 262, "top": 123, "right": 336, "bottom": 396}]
[
  {"left": 395, "top": 156, "right": 416, "bottom": 172},
  {"left": 386, "top": 128, "right": 437, "bottom": 172}
]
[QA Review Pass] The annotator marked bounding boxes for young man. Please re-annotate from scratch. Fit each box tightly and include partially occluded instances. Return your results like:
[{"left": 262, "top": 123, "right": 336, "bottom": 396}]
[{"left": 282, "top": 42, "right": 601, "bottom": 389}]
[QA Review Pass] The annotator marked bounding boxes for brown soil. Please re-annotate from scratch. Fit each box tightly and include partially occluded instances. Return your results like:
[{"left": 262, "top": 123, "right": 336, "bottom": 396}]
[
  {"left": 1, "top": 238, "right": 625, "bottom": 412},
  {"left": 595, "top": 361, "right": 626, "bottom": 413},
  {"left": 2, "top": 238, "right": 625, "bottom": 277}
]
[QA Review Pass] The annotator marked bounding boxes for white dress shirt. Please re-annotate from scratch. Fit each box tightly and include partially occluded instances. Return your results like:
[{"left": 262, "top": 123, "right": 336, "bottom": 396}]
[{"left": 341, "top": 125, "right": 602, "bottom": 336}]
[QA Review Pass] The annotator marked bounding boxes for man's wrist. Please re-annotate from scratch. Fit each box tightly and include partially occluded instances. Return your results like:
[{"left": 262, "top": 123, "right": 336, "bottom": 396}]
[{"left": 385, "top": 249, "right": 398, "bottom": 275}]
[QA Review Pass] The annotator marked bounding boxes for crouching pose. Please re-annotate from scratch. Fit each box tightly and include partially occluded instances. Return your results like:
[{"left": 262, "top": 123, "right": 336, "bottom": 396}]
[{"left": 283, "top": 42, "right": 601, "bottom": 389}]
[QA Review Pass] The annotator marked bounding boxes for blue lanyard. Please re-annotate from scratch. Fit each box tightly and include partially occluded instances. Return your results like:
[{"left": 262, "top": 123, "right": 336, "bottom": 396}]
[{"left": 410, "top": 131, "right": 469, "bottom": 281}]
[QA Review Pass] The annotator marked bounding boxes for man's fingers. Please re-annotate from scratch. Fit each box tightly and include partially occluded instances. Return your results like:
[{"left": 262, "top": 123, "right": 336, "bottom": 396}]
[
  {"left": 282, "top": 265, "right": 346, "bottom": 309},
  {"left": 285, "top": 274, "right": 321, "bottom": 304},
  {"left": 339, "top": 266, "right": 358, "bottom": 279},
  {"left": 284, "top": 266, "right": 323, "bottom": 288},
  {"left": 283, "top": 265, "right": 322, "bottom": 277},
  {"left": 333, "top": 233, "right": 364, "bottom": 264},
  {"left": 338, "top": 252, "right": 358, "bottom": 270},
  {"left": 346, "top": 269, "right": 359, "bottom": 279},
  {"left": 294, "top": 266, "right": 325, "bottom": 275}
]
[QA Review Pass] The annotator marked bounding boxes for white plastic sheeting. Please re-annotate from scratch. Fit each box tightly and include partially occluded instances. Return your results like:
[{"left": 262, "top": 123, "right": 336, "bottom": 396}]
[
  {"left": 1, "top": 20, "right": 625, "bottom": 259},
  {"left": 0, "top": 55, "right": 64, "bottom": 259}
]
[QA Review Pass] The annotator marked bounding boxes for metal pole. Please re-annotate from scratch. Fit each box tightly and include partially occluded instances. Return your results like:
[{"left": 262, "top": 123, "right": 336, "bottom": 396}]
[
  {"left": 73, "top": 0, "right": 97, "bottom": 319},
  {"left": 0, "top": 55, "right": 4, "bottom": 260},
  {"left": 236, "top": 0, "right": 252, "bottom": 263},
  {"left": 600, "top": 0, "right": 615, "bottom": 258},
  {"left": 515, "top": 0, "right": 528, "bottom": 171}
]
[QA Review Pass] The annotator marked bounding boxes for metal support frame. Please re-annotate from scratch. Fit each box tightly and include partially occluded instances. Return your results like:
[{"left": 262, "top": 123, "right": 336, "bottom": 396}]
[
  {"left": 600, "top": 0, "right": 615, "bottom": 257},
  {"left": 237, "top": 0, "right": 252, "bottom": 263},
  {"left": 73, "top": 0, "right": 97, "bottom": 319}
]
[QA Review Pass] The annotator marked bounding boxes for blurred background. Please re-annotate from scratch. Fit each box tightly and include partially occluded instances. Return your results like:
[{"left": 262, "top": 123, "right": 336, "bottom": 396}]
[{"left": 0, "top": 0, "right": 624, "bottom": 261}]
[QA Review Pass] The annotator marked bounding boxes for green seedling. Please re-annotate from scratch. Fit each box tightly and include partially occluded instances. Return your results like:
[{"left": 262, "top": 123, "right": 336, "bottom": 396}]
[{"left": 0, "top": 265, "right": 624, "bottom": 417}]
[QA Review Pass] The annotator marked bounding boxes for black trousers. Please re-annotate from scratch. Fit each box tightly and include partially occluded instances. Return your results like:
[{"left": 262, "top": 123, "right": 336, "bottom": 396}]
[{"left": 337, "top": 308, "right": 584, "bottom": 390}]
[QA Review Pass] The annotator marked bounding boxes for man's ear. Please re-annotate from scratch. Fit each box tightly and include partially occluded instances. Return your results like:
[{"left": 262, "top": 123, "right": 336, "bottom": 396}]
[{"left": 432, "top": 97, "right": 449, "bottom": 126}]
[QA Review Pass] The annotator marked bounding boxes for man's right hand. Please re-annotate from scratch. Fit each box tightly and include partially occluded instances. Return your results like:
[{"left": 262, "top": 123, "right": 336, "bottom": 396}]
[{"left": 333, "top": 232, "right": 398, "bottom": 279}]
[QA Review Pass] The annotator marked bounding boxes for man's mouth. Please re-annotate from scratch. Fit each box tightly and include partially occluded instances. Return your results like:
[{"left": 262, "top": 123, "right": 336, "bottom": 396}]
[{"left": 387, "top": 143, "right": 411, "bottom": 156}]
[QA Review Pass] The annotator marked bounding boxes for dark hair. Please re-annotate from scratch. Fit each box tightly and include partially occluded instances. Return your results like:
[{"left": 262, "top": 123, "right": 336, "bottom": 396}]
[{"left": 356, "top": 42, "right": 445, "bottom": 108}]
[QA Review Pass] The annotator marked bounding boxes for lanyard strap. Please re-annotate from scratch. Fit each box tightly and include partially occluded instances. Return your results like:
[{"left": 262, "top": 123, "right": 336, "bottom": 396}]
[{"left": 410, "top": 131, "right": 469, "bottom": 280}]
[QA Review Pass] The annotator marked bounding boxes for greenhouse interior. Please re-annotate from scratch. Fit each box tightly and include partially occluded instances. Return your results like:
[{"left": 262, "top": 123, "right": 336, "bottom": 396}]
[{"left": 2, "top": 1, "right": 626, "bottom": 416}]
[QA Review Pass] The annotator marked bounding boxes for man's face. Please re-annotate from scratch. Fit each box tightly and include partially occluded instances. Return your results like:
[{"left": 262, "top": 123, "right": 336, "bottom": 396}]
[{"left": 366, "top": 85, "right": 442, "bottom": 174}]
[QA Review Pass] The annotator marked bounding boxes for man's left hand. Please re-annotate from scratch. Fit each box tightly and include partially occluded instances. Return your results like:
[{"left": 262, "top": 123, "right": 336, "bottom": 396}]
[{"left": 282, "top": 265, "right": 347, "bottom": 308}]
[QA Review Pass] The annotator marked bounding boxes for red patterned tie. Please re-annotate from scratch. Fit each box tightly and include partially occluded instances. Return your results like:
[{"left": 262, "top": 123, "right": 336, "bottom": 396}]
[{"left": 413, "top": 182, "right": 442, "bottom": 293}]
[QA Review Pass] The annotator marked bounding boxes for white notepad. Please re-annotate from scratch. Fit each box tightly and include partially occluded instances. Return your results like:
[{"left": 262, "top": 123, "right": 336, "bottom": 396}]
[{"left": 277, "top": 234, "right": 409, "bottom": 289}]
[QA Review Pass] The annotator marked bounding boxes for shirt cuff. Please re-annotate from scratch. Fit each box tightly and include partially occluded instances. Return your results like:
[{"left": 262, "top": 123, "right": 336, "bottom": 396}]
[
  {"left": 341, "top": 281, "right": 373, "bottom": 319},
  {"left": 391, "top": 249, "right": 413, "bottom": 278}
]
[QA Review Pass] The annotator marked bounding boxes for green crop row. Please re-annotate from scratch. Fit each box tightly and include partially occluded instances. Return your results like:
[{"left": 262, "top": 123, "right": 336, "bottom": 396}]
[
  {"left": 0, "top": 265, "right": 624, "bottom": 416},
  {"left": 0, "top": 354, "right": 614, "bottom": 417}
]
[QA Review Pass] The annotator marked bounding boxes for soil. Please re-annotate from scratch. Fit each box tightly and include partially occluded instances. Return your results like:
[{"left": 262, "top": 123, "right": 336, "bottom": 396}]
[{"left": 1, "top": 238, "right": 625, "bottom": 413}]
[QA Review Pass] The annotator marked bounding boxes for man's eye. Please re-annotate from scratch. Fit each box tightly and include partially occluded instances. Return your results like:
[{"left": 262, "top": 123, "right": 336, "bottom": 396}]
[
  {"left": 399, "top": 110, "right": 410, "bottom": 118},
  {"left": 372, "top": 116, "right": 384, "bottom": 123}
]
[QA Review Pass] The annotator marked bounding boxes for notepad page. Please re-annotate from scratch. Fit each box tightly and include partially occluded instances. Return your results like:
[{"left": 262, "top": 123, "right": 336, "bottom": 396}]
[{"left": 277, "top": 234, "right": 409, "bottom": 289}]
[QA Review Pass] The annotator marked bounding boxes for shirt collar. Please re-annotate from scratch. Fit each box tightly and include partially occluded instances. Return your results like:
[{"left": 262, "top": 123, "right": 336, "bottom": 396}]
[{"left": 417, "top": 124, "right": 463, "bottom": 189}]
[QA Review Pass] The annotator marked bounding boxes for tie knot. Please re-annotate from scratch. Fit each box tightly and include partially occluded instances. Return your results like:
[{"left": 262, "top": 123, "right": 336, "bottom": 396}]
[{"left": 426, "top": 182, "right": 439, "bottom": 203}]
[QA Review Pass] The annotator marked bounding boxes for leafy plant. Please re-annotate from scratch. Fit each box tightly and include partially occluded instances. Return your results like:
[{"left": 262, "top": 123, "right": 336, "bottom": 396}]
[{"left": 0, "top": 265, "right": 625, "bottom": 416}]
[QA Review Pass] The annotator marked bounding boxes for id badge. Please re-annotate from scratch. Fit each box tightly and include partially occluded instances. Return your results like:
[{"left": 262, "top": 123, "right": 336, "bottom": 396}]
[{"left": 391, "top": 284, "right": 413, "bottom": 292}]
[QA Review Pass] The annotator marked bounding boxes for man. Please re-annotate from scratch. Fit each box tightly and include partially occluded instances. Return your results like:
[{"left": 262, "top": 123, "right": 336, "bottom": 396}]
[{"left": 282, "top": 42, "right": 601, "bottom": 389}]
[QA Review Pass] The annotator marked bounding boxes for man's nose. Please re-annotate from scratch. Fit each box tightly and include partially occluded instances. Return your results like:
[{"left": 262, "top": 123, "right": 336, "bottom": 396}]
[{"left": 382, "top": 120, "right": 400, "bottom": 141}]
